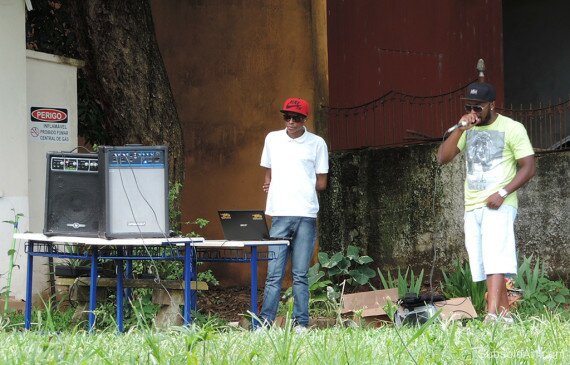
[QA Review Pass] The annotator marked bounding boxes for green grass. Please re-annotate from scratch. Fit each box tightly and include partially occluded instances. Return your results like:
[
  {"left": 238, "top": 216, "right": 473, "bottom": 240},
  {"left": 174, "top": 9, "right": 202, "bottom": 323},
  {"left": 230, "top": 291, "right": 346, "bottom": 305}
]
[{"left": 0, "top": 314, "right": 568, "bottom": 364}]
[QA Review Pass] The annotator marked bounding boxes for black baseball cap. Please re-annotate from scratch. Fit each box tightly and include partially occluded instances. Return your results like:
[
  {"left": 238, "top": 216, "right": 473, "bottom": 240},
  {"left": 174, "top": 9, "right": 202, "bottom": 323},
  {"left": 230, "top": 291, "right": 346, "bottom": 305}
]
[{"left": 462, "top": 82, "right": 496, "bottom": 102}]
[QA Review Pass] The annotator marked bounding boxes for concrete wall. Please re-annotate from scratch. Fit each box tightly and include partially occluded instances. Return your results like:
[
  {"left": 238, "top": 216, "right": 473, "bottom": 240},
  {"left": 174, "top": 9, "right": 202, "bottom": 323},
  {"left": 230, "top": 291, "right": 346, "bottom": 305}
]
[
  {"left": 151, "top": 0, "right": 328, "bottom": 285},
  {"left": 26, "top": 50, "right": 82, "bottom": 233},
  {"left": 0, "top": 1, "right": 82, "bottom": 301},
  {"left": 0, "top": 0, "right": 31, "bottom": 302},
  {"left": 319, "top": 145, "right": 570, "bottom": 283}
]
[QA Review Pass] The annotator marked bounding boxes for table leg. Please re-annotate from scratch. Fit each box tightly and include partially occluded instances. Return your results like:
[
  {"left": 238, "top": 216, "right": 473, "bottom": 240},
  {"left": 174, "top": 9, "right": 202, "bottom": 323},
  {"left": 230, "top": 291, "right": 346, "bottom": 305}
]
[
  {"left": 184, "top": 242, "right": 193, "bottom": 325},
  {"left": 125, "top": 246, "right": 133, "bottom": 308},
  {"left": 24, "top": 241, "right": 34, "bottom": 330},
  {"left": 88, "top": 246, "right": 98, "bottom": 332},
  {"left": 250, "top": 246, "right": 258, "bottom": 315},
  {"left": 116, "top": 246, "right": 124, "bottom": 333}
]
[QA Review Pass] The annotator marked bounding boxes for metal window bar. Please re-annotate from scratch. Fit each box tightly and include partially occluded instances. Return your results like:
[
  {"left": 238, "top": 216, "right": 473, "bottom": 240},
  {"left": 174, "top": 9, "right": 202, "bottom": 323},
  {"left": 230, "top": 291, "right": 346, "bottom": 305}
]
[
  {"left": 324, "top": 83, "right": 570, "bottom": 151},
  {"left": 498, "top": 99, "right": 570, "bottom": 151}
]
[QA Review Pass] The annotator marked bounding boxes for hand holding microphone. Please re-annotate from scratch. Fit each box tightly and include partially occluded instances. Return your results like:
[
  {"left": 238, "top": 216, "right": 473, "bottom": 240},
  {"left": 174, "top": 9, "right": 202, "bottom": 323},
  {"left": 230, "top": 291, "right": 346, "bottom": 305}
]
[
  {"left": 446, "top": 116, "right": 480, "bottom": 133},
  {"left": 446, "top": 120, "right": 468, "bottom": 133}
]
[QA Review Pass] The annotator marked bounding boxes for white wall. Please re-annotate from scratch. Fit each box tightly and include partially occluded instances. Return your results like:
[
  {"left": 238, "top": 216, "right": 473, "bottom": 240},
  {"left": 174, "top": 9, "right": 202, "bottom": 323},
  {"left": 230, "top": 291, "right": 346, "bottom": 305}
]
[
  {"left": 23, "top": 51, "right": 82, "bottom": 301},
  {"left": 26, "top": 50, "right": 82, "bottom": 233},
  {"left": 0, "top": 0, "right": 30, "bottom": 302},
  {"left": 0, "top": 1, "right": 82, "bottom": 302}
]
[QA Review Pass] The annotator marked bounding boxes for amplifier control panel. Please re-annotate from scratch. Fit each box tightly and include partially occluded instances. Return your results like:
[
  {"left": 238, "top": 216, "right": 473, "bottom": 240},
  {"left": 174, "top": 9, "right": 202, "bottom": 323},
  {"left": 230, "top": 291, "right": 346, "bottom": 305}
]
[
  {"left": 109, "top": 149, "right": 165, "bottom": 167},
  {"left": 50, "top": 156, "right": 99, "bottom": 173}
]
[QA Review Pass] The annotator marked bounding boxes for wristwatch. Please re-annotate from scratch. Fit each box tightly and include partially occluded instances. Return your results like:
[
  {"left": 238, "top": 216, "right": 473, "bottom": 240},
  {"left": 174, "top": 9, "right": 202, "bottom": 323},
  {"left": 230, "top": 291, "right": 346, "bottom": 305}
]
[{"left": 498, "top": 188, "right": 508, "bottom": 198}]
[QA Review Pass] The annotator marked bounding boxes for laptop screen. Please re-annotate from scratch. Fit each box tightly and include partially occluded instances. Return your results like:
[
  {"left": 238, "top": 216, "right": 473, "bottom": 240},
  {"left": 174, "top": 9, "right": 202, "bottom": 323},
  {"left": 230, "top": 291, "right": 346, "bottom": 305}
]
[{"left": 217, "top": 210, "right": 270, "bottom": 241}]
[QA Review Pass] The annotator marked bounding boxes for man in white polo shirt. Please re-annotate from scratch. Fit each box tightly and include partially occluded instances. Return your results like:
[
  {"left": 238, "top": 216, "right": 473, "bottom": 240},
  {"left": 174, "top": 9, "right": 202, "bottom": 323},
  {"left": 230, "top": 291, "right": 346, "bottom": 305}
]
[{"left": 258, "top": 97, "right": 329, "bottom": 331}]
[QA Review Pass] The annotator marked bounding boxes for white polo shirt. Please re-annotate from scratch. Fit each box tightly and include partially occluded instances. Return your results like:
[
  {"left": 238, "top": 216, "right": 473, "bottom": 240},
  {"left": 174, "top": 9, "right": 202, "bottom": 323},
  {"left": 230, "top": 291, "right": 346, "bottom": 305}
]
[{"left": 260, "top": 127, "right": 329, "bottom": 218}]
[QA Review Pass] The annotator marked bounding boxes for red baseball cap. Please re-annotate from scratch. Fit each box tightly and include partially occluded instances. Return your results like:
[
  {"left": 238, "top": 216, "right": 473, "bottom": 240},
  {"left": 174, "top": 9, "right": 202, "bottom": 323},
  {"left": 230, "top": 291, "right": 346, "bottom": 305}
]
[{"left": 280, "top": 97, "right": 310, "bottom": 117}]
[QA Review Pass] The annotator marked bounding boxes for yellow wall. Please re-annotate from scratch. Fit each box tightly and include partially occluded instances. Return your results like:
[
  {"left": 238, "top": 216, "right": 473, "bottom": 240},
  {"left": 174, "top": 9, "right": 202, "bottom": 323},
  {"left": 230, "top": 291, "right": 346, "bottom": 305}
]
[{"left": 152, "top": 0, "right": 328, "bottom": 285}]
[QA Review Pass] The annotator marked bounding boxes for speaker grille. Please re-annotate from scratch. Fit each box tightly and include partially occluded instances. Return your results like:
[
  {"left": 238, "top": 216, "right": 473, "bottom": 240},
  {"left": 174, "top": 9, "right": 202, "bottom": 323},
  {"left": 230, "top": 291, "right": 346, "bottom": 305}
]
[{"left": 44, "top": 153, "right": 99, "bottom": 236}]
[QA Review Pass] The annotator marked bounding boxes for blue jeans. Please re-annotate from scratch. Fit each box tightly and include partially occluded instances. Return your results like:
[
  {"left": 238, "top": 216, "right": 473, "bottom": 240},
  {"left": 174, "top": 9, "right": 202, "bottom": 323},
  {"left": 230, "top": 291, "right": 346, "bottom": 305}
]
[{"left": 259, "top": 216, "right": 317, "bottom": 327}]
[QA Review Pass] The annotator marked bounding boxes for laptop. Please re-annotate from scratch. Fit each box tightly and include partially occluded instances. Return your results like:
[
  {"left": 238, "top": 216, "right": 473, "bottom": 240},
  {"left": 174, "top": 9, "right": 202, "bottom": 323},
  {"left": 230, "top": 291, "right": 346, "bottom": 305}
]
[{"left": 217, "top": 210, "right": 289, "bottom": 241}]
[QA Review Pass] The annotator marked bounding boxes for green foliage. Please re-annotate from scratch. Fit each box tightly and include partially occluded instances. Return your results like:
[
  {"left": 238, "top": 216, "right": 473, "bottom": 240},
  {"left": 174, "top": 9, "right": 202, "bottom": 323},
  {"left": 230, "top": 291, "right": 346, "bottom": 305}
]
[
  {"left": 515, "top": 255, "right": 543, "bottom": 299},
  {"left": 440, "top": 259, "right": 487, "bottom": 314},
  {"left": 169, "top": 181, "right": 184, "bottom": 235},
  {"left": 0, "top": 299, "right": 77, "bottom": 332},
  {"left": 317, "top": 245, "right": 376, "bottom": 289},
  {"left": 59, "top": 243, "right": 90, "bottom": 269},
  {"left": 377, "top": 267, "right": 425, "bottom": 298},
  {"left": 280, "top": 245, "right": 377, "bottom": 319},
  {"left": 188, "top": 311, "right": 230, "bottom": 330},
  {"left": 196, "top": 269, "right": 220, "bottom": 287},
  {"left": 0, "top": 314, "right": 569, "bottom": 362},
  {"left": 91, "top": 290, "right": 159, "bottom": 331},
  {"left": 2, "top": 210, "right": 24, "bottom": 313},
  {"left": 382, "top": 298, "right": 399, "bottom": 321},
  {"left": 515, "top": 255, "right": 570, "bottom": 317},
  {"left": 168, "top": 181, "right": 209, "bottom": 237}
]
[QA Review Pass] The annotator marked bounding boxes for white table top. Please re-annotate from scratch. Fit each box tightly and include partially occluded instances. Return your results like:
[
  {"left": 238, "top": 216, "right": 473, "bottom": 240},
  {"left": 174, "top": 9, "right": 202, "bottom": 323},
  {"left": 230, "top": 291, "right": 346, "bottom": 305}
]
[
  {"left": 200, "top": 239, "right": 289, "bottom": 248},
  {"left": 13, "top": 233, "right": 203, "bottom": 246},
  {"left": 13, "top": 233, "right": 288, "bottom": 247}
]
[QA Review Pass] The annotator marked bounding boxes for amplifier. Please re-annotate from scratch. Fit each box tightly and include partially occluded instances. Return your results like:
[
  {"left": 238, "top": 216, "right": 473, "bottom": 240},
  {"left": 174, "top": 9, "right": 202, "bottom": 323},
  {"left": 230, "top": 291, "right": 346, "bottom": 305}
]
[
  {"left": 43, "top": 152, "right": 100, "bottom": 236},
  {"left": 98, "top": 145, "right": 169, "bottom": 238}
]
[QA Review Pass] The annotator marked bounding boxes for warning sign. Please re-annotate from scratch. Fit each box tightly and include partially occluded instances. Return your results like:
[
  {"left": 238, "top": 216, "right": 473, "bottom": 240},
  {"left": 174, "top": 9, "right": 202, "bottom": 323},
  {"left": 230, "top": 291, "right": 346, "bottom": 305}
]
[{"left": 29, "top": 107, "right": 70, "bottom": 143}]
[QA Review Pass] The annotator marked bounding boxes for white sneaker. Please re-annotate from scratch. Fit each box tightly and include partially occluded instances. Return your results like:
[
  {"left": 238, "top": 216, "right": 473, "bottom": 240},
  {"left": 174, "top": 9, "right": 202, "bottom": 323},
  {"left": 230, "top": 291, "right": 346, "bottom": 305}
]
[
  {"left": 293, "top": 325, "right": 308, "bottom": 334},
  {"left": 483, "top": 313, "right": 514, "bottom": 325}
]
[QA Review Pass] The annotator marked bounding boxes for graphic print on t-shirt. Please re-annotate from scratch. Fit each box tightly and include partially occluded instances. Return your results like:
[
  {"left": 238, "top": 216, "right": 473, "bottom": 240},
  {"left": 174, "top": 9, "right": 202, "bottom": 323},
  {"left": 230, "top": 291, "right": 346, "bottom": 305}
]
[{"left": 465, "top": 130, "right": 505, "bottom": 190}]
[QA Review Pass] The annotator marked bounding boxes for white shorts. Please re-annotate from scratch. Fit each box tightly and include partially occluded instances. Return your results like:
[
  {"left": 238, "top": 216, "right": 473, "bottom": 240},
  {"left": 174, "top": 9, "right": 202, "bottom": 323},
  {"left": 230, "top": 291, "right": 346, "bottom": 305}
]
[{"left": 464, "top": 205, "right": 518, "bottom": 282}]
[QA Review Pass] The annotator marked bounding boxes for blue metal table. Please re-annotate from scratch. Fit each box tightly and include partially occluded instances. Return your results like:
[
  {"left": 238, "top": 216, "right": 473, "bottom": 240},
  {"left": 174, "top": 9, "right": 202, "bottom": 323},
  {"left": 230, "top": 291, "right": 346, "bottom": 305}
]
[
  {"left": 14, "top": 233, "right": 203, "bottom": 332},
  {"left": 195, "top": 240, "right": 289, "bottom": 320},
  {"left": 14, "top": 234, "right": 288, "bottom": 331}
]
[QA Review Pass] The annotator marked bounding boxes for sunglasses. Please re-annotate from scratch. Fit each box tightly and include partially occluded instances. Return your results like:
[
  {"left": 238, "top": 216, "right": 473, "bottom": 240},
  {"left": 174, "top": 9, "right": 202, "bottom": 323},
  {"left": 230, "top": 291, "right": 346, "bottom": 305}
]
[
  {"left": 464, "top": 104, "right": 486, "bottom": 113},
  {"left": 282, "top": 114, "right": 305, "bottom": 123}
]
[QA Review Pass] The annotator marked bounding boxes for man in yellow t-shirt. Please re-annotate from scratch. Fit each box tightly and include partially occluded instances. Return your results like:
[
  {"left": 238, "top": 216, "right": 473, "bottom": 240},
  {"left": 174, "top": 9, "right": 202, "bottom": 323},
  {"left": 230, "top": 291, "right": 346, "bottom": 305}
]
[{"left": 437, "top": 82, "right": 535, "bottom": 322}]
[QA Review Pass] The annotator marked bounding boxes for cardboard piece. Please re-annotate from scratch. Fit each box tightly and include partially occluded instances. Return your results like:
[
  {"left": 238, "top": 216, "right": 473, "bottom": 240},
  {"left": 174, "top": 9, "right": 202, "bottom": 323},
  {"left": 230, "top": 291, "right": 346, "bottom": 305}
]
[
  {"left": 433, "top": 297, "right": 478, "bottom": 320},
  {"left": 341, "top": 288, "right": 398, "bottom": 325},
  {"left": 341, "top": 289, "right": 478, "bottom": 325}
]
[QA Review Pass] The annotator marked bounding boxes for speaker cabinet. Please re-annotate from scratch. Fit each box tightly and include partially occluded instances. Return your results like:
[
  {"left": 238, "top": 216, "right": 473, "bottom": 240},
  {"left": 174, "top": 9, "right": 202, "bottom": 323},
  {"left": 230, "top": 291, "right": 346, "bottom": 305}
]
[
  {"left": 98, "top": 145, "right": 169, "bottom": 238},
  {"left": 44, "top": 152, "right": 100, "bottom": 236}
]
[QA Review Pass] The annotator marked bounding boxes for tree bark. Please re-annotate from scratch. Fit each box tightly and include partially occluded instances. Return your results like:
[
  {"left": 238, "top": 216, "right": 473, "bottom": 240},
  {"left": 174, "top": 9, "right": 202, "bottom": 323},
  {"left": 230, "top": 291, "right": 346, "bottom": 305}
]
[{"left": 67, "top": 0, "right": 184, "bottom": 184}]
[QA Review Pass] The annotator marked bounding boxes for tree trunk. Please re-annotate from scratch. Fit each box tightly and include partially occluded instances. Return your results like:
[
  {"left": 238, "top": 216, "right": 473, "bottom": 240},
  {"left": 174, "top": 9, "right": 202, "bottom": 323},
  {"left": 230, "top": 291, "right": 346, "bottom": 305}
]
[{"left": 67, "top": 0, "right": 184, "bottom": 184}]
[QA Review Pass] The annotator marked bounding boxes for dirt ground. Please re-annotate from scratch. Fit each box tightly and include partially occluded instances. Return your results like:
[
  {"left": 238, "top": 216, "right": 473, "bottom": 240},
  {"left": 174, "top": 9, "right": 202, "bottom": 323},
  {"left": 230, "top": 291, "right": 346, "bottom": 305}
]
[{"left": 195, "top": 286, "right": 263, "bottom": 322}]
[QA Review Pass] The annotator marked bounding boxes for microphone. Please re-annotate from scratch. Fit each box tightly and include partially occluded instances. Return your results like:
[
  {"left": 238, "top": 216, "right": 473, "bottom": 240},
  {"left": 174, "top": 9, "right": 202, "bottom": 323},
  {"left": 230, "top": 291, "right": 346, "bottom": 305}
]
[{"left": 446, "top": 120, "right": 468, "bottom": 133}]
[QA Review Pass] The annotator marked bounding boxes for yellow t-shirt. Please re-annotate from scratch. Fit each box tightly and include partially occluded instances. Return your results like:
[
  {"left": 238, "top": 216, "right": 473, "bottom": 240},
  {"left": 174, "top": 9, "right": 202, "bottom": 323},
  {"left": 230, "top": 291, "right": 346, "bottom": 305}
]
[{"left": 457, "top": 114, "right": 534, "bottom": 211}]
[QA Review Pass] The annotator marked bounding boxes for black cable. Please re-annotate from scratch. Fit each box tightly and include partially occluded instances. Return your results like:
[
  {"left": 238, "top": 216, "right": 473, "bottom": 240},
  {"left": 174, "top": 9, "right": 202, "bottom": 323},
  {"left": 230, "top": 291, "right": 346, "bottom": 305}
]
[
  {"left": 65, "top": 145, "right": 94, "bottom": 153},
  {"left": 113, "top": 149, "right": 192, "bottom": 323},
  {"left": 392, "top": 132, "right": 451, "bottom": 365},
  {"left": 427, "top": 134, "right": 448, "bottom": 304}
]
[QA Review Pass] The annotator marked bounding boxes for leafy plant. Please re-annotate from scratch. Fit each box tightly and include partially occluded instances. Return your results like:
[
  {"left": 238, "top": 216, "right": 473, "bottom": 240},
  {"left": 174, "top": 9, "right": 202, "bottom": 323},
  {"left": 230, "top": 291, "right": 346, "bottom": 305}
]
[
  {"left": 288, "top": 245, "right": 376, "bottom": 317},
  {"left": 382, "top": 296, "right": 399, "bottom": 320},
  {"left": 440, "top": 259, "right": 487, "bottom": 314},
  {"left": 58, "top": 244, "right": 90, "bottom": 269},
  {"left": 2, "top": 210, "right": 23, "bottom": 313},
  {"left": 317, "top": 245, "right": 376, "bottom": 289},
  {"left": 515, "top": 255, "right": 543, "bottom": 299},
  {"left": 168, "top": 181, "right": 187, "bottom": 235},
  {"left": 377, "top": 267, "right": 425, "bottom": 298},
  {"left": 196, "top": 269, "right": 220, "bottom": 287},
  {"left": 514, "top": 255, "right": 570, "bottom": 316}
]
